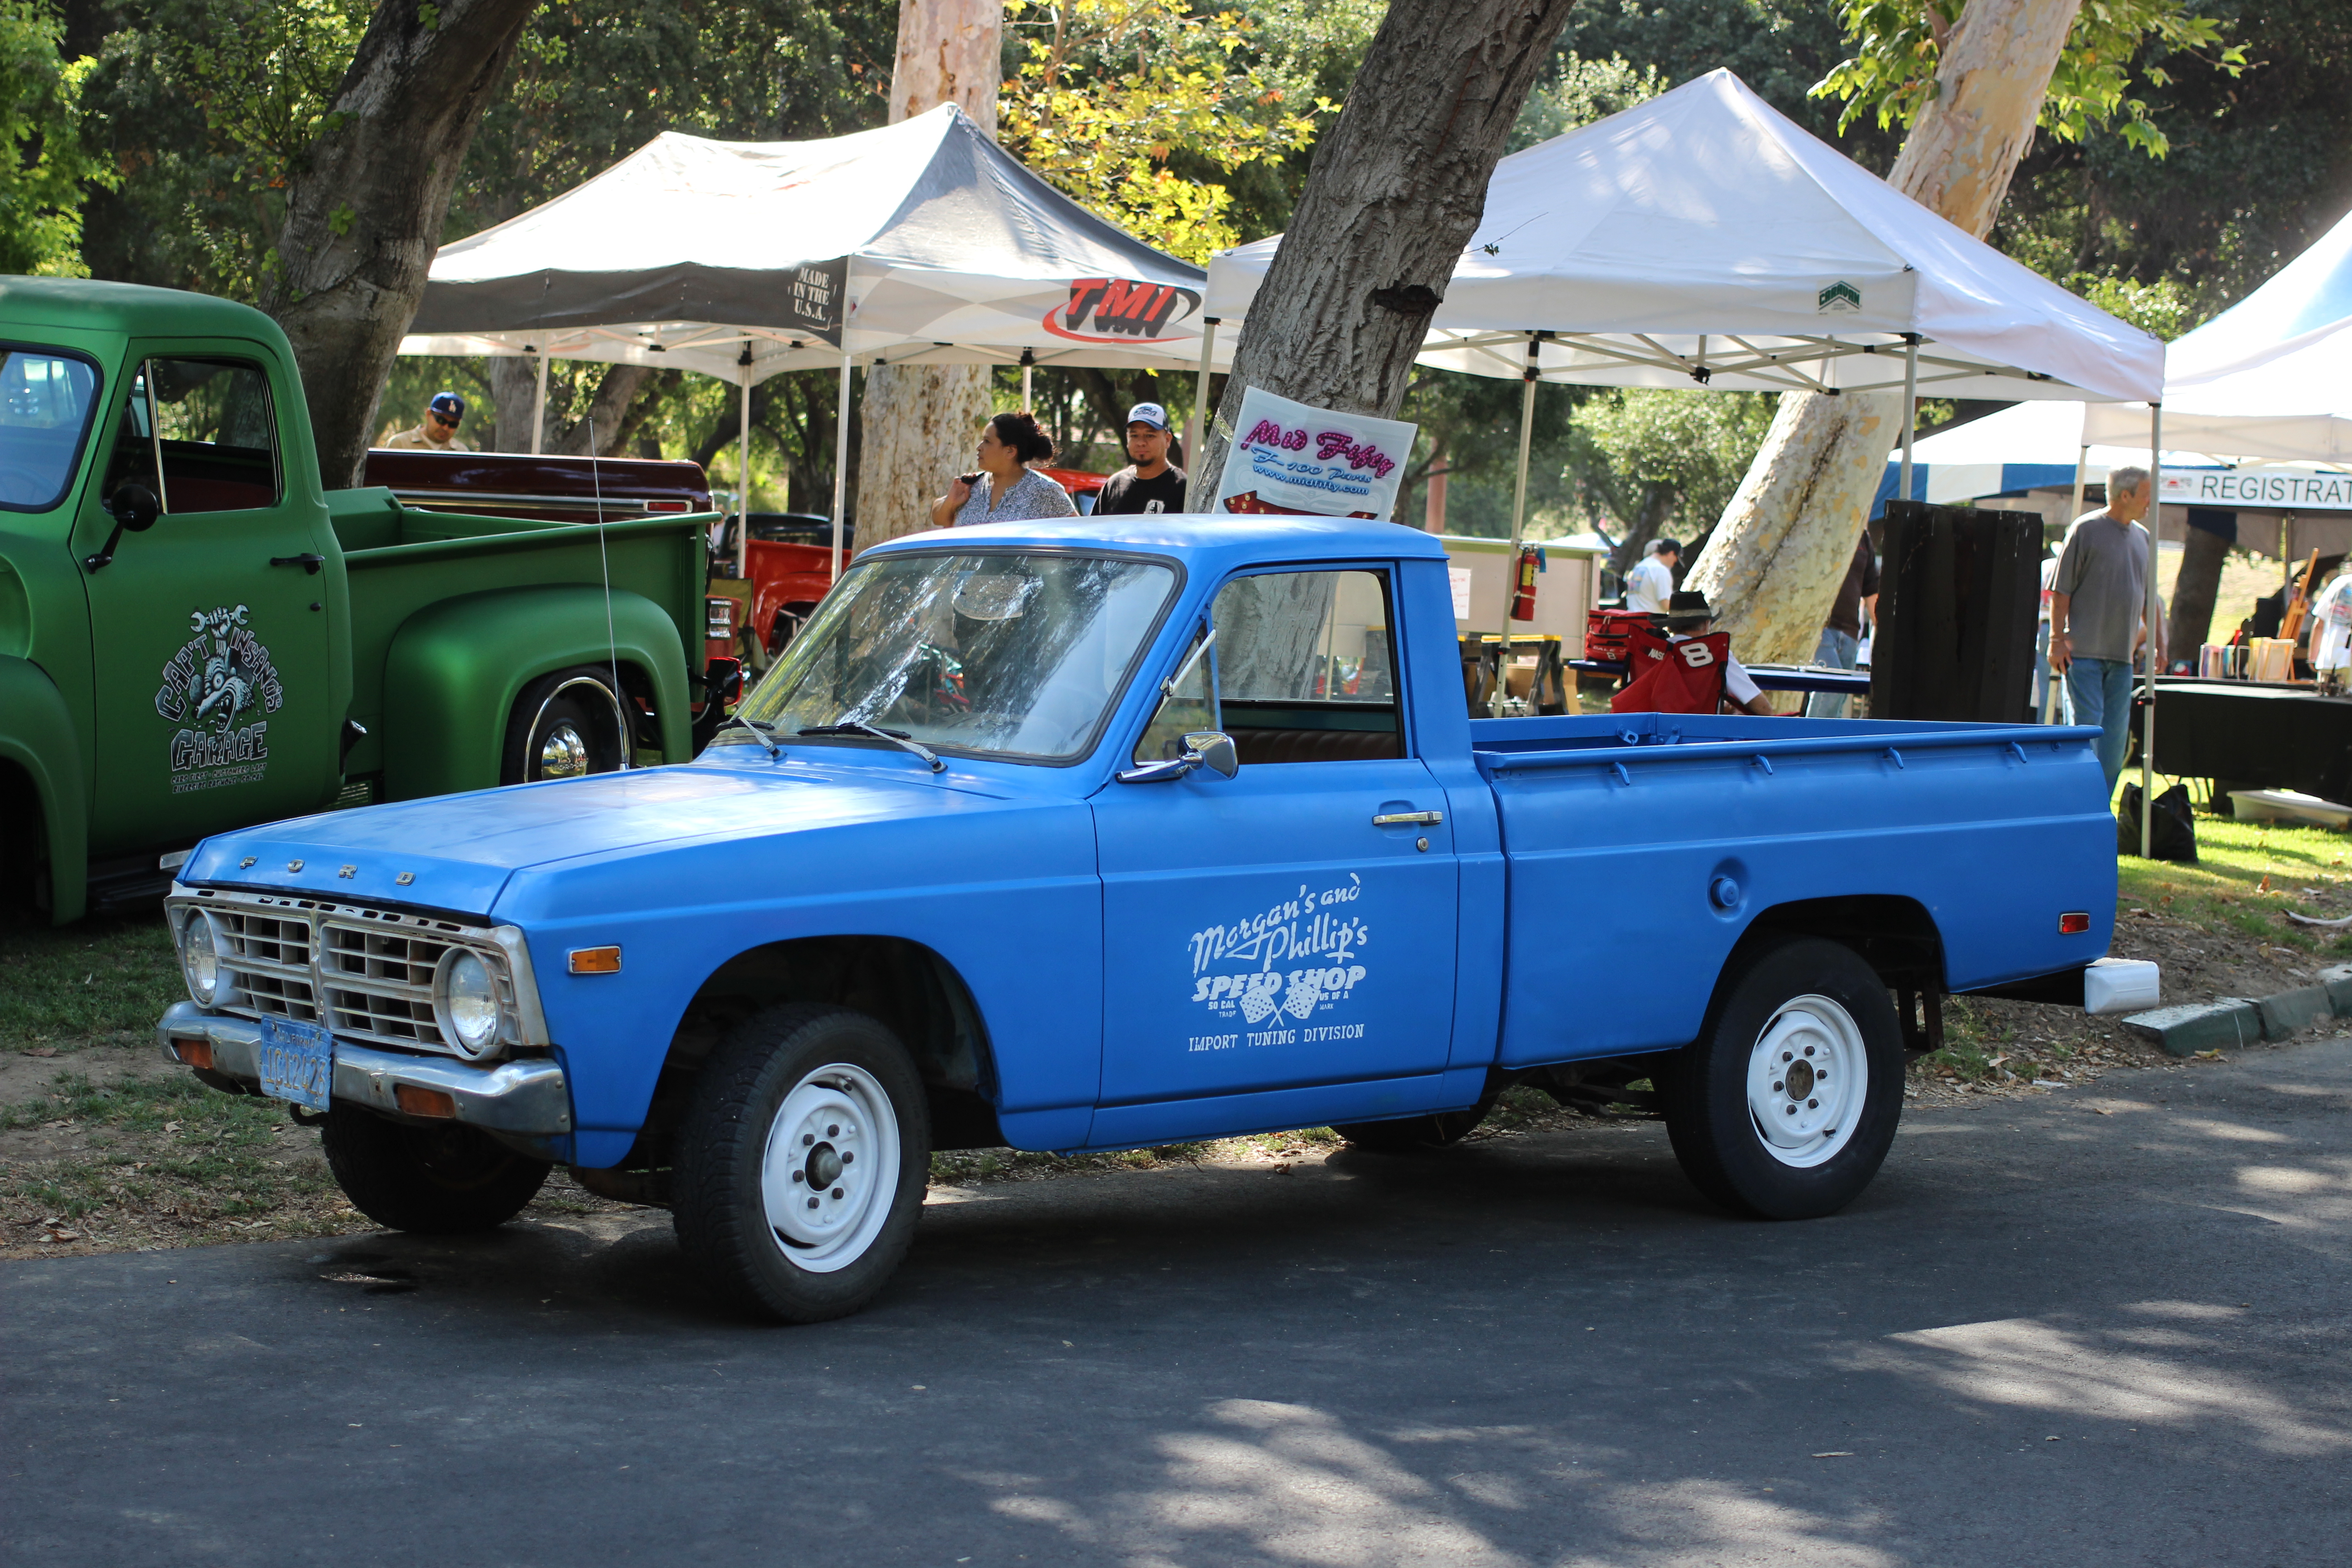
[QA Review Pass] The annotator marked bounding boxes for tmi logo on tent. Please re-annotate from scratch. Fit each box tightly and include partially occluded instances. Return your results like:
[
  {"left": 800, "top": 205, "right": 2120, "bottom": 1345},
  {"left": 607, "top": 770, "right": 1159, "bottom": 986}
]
[
  {"left": 1047, "top": 279, "right": 1202, "bottom": 343},
  {"left": 1817, "top": 280, "right": 1862, "bottom": 314}
]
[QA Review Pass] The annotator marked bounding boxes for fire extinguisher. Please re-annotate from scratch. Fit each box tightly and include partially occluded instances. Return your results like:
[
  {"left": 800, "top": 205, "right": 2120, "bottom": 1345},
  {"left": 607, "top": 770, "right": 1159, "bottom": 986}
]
[{"left": 1509, "top": 544, "right": 1543, "bottom": 621}]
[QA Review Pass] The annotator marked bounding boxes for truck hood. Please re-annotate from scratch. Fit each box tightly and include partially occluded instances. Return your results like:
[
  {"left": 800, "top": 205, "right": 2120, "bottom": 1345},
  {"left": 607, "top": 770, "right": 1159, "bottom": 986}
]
[{"left": 181, "top": 756, "right": 1009, "bottom": 916}]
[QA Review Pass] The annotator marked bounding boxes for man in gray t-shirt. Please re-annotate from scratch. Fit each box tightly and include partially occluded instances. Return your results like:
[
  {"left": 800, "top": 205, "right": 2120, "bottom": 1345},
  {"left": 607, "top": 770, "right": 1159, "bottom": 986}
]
[{"left": 2049, "top": 467, "right": 2159, "bottom": 793}]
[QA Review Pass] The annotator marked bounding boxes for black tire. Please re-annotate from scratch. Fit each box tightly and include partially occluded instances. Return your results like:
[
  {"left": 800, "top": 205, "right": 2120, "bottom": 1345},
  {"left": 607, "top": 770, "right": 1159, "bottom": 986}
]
[
  {"left": 671, "top": 1004, "right": 931, "bottom": 1323},
  {"left": 1664, "top": 935, "right": 1905, "bottom": 1220},
  {"left": 501, "top": 665, "right": 633, "bottom": 785},
  {"left": 1333, "top": 1096, "right": 1494, "bottom": 1153},
  {"left": 319, "top": 1109, "right": 552, "bottom": 1234}
]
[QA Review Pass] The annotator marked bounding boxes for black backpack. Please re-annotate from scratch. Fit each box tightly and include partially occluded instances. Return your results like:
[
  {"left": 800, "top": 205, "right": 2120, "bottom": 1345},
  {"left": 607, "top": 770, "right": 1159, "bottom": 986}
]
[{"left": 2117, "top": 782, "right": 2198, "bottom": 862}]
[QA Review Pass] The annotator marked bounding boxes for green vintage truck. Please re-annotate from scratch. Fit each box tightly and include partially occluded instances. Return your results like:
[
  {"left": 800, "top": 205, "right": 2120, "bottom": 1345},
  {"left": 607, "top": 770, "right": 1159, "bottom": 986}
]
[{"left": 0, "top": 279, "right": 713, "bottom": 923}]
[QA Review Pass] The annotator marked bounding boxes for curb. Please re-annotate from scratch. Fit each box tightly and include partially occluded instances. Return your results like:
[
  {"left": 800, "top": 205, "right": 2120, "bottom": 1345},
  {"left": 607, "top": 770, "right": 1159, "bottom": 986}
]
[{"left": 2123, "top": 965, "right": 2352, "bottom": 1058}]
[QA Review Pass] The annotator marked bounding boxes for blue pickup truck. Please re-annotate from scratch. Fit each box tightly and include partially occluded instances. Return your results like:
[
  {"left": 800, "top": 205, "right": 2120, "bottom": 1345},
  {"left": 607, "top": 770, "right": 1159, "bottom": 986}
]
[{"left": 157, "top": 517, "right": 2156, "bottom": 1320}]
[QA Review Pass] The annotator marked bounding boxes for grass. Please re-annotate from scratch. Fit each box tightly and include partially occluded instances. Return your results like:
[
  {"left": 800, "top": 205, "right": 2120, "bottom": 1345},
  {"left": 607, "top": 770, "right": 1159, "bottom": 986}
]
[
  {"left": 2113, "top": 806, "right": 2352, "bottom": 960},
  {"left": 0, "top": 912, "right": 184, "bottom": 1053}
]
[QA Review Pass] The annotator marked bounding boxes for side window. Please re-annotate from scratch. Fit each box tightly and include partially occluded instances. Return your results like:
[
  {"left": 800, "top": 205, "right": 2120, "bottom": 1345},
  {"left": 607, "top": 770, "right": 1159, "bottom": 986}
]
[
  {"left": 1213, "top": 568, "right": 1401, "bottom": 766},
  {"left": 1132, "top": 624, "right": 1217, "bottom": 765},
  {"left": 104, "top": 358, "right": 282, "bottom": 514}
]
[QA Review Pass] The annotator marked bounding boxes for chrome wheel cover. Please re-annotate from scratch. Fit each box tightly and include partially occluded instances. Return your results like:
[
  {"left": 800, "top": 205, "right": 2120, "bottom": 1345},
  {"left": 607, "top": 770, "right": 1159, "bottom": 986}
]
[
  {"left": 1745, "top": 993, "right": 1867, "bottom": 1169},
  {"left": 759, "top": 1062, "right": 900, "bottom": 1273}
]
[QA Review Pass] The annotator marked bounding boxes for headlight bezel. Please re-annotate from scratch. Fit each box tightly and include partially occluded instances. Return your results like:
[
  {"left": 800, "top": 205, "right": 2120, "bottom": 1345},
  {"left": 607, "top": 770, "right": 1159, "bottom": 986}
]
[
  {"left": 176, "top": 908, "right": 237, "bottom": 1009},
  {"left": 432, "top": 945, "right": 510, "bottom": 1058}
]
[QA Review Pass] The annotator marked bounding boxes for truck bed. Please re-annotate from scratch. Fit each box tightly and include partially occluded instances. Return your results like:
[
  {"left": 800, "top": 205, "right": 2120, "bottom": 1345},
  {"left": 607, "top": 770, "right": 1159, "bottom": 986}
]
[
  {"left": 1467, "top": 711, "right": 2117, "bottom": 1068},
  {"left": 323, "top": 489, "right": 711, "bottom": 782}
]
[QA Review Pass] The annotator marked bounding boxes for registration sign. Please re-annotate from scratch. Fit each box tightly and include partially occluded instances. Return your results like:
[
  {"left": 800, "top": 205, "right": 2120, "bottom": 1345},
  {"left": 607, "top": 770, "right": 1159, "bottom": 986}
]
[{"left": 256, "top": 1015, "right": 334, "bottom": 1112}]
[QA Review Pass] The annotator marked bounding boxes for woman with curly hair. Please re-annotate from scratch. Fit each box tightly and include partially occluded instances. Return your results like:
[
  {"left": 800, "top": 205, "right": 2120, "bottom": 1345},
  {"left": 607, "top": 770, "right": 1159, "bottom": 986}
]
[{"left": 930, "top": 410, "right": 1078, "bottom": 528}]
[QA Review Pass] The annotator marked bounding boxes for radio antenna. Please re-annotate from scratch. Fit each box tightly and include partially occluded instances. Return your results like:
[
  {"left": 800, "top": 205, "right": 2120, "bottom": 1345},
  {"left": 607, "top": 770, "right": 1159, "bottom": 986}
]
[{"left": 589, "top": 412, "right": 627, "bottom": 772}]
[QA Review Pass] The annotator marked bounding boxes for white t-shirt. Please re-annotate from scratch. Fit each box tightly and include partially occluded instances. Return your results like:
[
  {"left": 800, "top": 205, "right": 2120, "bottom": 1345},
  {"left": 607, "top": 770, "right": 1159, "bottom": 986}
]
[
  {"left": 1626, "top": 556, "right": 1674, "bottom": 613},
  {"left": 2314, "top": 571, "right": 2352, "bottom": 671}
]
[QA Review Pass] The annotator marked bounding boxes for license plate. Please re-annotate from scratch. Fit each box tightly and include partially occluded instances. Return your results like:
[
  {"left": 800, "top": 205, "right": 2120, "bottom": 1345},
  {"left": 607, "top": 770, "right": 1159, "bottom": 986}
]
[{"left": 256, "top": 1015, "right": 334, "bottom": 1112}]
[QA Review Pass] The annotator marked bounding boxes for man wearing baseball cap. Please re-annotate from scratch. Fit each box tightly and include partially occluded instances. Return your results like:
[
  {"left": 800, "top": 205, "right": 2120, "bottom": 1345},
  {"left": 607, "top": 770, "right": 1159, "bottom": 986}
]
[
  {"left": 383, "top": 391, "right": 472, "bottom": 452},
  {"left": 1095, "top": 401, "right": 1187, "bottom": 514}
]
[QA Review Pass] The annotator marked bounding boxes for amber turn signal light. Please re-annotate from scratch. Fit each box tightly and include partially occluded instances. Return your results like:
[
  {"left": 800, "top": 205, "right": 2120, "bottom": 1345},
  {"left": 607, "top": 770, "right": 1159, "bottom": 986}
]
[
  {"left": 568, "top": 945, "right": 622, "bottom": 975},
  {"left": 393, "top": 1085, "right": 458, "bottom": 1119},
  {"left": 2058, "top": 911, "right": 2092, "bottom": 935},
  {"left": 173, "top": 1037, "right": 215, "bottom": 1070}
]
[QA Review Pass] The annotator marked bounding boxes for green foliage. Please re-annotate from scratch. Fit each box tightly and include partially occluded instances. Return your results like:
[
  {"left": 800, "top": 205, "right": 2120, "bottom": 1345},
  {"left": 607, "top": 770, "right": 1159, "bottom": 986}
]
[
  {"left": 1509, "top": 51, "right": 1670, "bottom": 153},
  {"left": 0, "top": 0, "right": 117, "bottom": 274},
  {"left": 1814, "top": 0, "right": 2245, "bottom": 159},
  {"left": 999, "top": 0, "right": 1326, "bottom": 264},
  {"left": 1573, "top": 389, "right": 1777, "bottom": 545}
]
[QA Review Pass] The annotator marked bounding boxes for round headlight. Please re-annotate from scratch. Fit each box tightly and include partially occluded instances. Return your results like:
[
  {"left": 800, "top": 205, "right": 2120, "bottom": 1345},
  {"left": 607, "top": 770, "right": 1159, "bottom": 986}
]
[
  {"left": 178, "top": 912, "right": 234, "bottom": 1009},
  {"left": 438, "top": 949, "right": 503, "bottom": 1055}
]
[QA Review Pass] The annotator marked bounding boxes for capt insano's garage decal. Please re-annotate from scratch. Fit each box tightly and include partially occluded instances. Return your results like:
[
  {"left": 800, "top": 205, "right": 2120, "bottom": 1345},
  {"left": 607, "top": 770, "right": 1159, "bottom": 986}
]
[
  {"left": 154, "top": 605, "right": 284, "bottom": 792},
  {"left": 1186, "top": 874, "right": 1370, "bottom": 1053}
]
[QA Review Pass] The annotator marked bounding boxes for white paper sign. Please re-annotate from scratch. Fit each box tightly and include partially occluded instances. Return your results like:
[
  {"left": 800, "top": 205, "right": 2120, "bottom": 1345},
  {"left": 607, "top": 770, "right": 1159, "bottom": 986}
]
[
  {"left": 1448, "top": 566, "right": 1474, "bottom": 619},
  {"left": 2159, "top": 467, "right": 2352, "bottom": 512},
  {"left": 1212, "top": 387, "right": 1417, "bottom": 520}
]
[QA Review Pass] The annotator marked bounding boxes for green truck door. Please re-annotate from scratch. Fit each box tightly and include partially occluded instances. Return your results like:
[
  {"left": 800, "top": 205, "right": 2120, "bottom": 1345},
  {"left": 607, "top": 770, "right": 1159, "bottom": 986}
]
[{"left": 78, "top": 352, "right": 338, "bottom": 855}]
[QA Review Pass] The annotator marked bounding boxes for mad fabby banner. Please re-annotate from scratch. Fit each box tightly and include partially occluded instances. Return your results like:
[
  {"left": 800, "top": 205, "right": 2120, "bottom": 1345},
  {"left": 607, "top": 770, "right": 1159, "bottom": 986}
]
[{"left": 1212, "top": 388, "right": 1417, "bottom": 520}]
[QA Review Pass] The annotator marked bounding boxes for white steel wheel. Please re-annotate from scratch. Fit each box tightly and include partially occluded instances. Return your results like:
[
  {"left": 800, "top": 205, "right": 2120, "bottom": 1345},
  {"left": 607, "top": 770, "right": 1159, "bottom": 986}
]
[
  {"left": 1664, "top": 936, "right": 1905, "bottom": 1220},
  {"left": 759, "top": 1063, "right": 901, "bottom": 1272},
  {"left": 1744, "top": 994, "right": 1867, "bottom": 1168}
]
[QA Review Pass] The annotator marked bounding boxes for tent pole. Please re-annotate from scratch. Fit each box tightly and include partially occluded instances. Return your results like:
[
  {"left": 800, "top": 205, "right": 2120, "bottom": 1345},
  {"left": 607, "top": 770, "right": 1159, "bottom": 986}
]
[
  {"left": 1190, "top": 318, "right": 1218, "bottom": 485},
  {"left": 2069, "top": 441, "right": 2089, "bottom": 524},
  {"left": 832, "top": 350, "right": 851, "bottom": 582},
  {"left": 1494, "top": 332, "right": 1539, "bottom": 716},
  {"left": 529, "top": 353, "right": 548, "bottom": 456},
  {"left": 2141, "top": 402, "right": 2162, "bottom": 859},
  {"left": 738, "top": 363, "right": 754, "bottom": 581},
  {"left": 1898, "top": 334, "right": 1918, "bottom": 504}
]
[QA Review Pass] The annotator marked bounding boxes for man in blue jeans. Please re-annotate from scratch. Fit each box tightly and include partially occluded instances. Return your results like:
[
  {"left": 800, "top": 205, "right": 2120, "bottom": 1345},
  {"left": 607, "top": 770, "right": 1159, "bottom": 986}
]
[{"left": 2048, "top": 466, "right": 2161, "bottom": 795}]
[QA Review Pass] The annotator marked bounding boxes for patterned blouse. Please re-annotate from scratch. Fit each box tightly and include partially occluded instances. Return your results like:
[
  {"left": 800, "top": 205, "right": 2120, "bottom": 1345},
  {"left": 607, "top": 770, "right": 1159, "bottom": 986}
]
[{"left": 951, "top": 467, "right": 1078, "bottom": 527}]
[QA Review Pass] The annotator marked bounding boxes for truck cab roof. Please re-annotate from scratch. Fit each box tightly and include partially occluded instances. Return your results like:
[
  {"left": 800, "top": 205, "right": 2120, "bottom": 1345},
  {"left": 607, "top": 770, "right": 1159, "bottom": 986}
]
[
  {"left": 0, "top": 277, "right": 290, "bottom": 349},
  {"left": 866, "top": 513, "right": 1451, "bottom": 573}
]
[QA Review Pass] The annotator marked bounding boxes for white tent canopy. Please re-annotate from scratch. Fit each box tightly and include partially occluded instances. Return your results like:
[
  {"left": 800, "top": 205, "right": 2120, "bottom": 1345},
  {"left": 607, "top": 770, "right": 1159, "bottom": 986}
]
[
  {"left": 1205, "top": 70, "right": 2163, "bottom": 405},
  {"left": 403, "top": 104, "right": 1221, "bottom": 384},
  {"left": 2080, "top": 199, "right": 2352, "bottom": 458}
]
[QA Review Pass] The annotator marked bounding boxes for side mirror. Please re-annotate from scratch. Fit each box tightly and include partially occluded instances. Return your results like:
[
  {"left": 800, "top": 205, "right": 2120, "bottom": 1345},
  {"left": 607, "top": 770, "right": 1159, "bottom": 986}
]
[
  {"left": 1184, "top": 730, "right": 1238, "bottom": 779},
  {"left": 84, "top": 485, "right": 163, "bottom": 571},
  {"left": 1115, "top": 730, "right": 1239, "bottom": 784},
  {"left": 112, "top": 485, "right": 162, "bottom": 532}
]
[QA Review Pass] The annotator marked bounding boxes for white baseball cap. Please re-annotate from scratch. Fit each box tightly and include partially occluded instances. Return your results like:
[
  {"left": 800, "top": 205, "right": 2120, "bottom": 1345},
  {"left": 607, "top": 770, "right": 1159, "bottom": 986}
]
[{"left": 1126, "top": 402, "right": 1171, "bottom": 431}]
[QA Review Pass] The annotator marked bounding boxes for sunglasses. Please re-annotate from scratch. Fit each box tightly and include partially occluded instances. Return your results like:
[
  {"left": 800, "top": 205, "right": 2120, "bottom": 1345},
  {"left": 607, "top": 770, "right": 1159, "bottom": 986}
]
[{"left": 429, "top": 412, "right": 459, "bottom": 428}]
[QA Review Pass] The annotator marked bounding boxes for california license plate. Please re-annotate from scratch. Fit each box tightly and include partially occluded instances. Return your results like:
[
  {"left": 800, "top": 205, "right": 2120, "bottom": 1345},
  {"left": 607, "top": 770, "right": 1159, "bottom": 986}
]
[{"left": 256, "top": 1015, "right": 334, "bottom": 1112}]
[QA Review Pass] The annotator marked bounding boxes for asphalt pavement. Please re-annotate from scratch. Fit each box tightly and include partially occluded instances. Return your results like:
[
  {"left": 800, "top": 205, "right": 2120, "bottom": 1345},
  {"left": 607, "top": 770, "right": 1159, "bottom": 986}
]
[{"left": 8, "top": 1040, "right": 2352, "bottom": 1568}]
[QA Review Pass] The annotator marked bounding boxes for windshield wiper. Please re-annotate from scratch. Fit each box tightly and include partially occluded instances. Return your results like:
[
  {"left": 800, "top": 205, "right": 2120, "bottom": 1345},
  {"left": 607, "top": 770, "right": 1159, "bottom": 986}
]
[
  {"left": 716, "top": 716, "right": 781, "bottom": 757},
  {"left": 798, "top": 720, "right": 946, "bottom": 773}
]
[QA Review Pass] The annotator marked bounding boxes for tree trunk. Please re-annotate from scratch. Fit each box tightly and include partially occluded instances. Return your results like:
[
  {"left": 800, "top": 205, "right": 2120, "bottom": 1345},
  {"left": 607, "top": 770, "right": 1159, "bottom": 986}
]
[
  {"left": 2168, "top": 520, "right": 2232, "bottom": 657},
  {"left": 1685, "top": 0, "right": 2084, "bottom": 666},
  {"left": 545, "top": 364, "right": 657, "bottom": 457},
  {"left": 1186, "top": 0, "right": 1580, "bottom": 512},
  {"left": 259, "top": 0, "right": 542, "bottom": 489},
  {"left": 489, "top": 356, "right": 539, "bottom": 454},
  {"left": 853, "top": 0, "right": 1001, "bottom": 554}
]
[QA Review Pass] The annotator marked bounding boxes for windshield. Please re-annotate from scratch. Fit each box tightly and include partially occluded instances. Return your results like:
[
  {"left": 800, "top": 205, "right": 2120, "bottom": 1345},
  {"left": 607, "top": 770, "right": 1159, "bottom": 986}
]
[
  {"left": 722, "top": 550, "right": 1178, "bottom": 764},
  {"left": 0, "top": 347, "right": 102, "bottom": 511}
]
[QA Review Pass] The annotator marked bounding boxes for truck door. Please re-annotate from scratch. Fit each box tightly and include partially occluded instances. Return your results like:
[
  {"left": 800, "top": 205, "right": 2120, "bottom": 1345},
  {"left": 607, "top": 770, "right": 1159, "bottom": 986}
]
[
  {"left": 1093, "top": 565, "right": 1460, "bottom": 1110},
  {"left": 77, "top": 352, "right": 338, "bottom": 855}
]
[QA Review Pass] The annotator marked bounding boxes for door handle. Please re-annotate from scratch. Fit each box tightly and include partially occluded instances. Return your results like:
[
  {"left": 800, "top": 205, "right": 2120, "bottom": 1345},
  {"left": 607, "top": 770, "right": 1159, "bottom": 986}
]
[
  {"left": 1372, "top": 809, "right": 1443, "bottom": 826},
  {"left": 270, "top": 553, "right": 326, "bottom": 574}
]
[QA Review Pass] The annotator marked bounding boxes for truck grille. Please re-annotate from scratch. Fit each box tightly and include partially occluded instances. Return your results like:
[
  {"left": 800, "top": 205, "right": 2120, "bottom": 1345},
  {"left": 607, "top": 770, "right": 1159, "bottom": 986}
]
[{"left": 182, "top": 891, "right": 514, "bottom": 1058}]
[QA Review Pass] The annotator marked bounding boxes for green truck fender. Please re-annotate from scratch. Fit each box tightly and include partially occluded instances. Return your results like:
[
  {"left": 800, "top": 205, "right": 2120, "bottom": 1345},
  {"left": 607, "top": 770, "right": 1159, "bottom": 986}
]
[
  {"left": 0, "top": 656, "right": 89, "bottom": 924},
  {"left": 379, "top": 584, "right": 693, "bottom": 802}
]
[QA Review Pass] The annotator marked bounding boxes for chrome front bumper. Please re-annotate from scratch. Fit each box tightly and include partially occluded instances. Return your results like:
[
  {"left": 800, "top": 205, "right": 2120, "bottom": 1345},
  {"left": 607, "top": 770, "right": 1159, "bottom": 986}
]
[{"left": 158, "top": 1001, "right": 572, "bottom": 1158}]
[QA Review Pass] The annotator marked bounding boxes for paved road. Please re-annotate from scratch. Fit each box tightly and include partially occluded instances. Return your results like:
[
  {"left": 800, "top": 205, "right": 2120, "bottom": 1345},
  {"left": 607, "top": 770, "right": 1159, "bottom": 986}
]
[{"left": 9, "top": 1042, "right": 2352, "bottom": 1568}]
